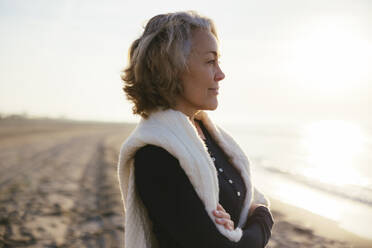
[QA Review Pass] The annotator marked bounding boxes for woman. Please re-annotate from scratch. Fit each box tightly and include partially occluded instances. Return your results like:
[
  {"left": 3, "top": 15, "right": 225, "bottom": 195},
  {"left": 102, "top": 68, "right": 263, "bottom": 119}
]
[{"left": 117, "top": 11, "right": 274, "bottom": 248}]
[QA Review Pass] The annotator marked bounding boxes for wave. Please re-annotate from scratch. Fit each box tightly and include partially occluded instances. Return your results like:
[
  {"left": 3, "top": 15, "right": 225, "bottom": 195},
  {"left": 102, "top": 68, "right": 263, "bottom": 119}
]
[{"left": 259, "top": 165, "right": 372, "bottom": 206}]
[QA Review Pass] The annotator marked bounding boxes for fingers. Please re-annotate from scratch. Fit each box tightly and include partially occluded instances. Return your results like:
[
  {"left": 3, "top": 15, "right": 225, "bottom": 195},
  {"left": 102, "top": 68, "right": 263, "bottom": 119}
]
[
  {"left": 226, "top": 220, "right": 234, "bottom": 230},
  {"left": 217, "top": 203, "right": 226, "bottom": 212},
  {"left": 213, "top": 203, "right": 235, "bottom": 230},
  {"left": 213, "top": 210, "right": 230, "bottom": 220},
  {"left": 214, "top": 204, "right": 230, "bottom": 219},
  {"left": 215, "top": 218, "right": 234, "bottom": 230}
]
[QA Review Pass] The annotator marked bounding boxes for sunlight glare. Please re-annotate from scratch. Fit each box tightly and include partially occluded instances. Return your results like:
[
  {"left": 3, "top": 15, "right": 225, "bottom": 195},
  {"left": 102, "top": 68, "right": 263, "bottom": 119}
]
[
  {"left": 300, "top": 120, "right": 367, "bottom": 186},
  {"left": 274, "top": 180, "right": 342, "bottom": 220}
]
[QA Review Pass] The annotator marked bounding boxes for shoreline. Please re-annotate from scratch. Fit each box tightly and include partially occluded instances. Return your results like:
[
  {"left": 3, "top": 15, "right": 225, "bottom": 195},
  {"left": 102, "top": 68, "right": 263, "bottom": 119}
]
[{"left": 268, "top": 197, "right": 372, "bottom": 248}]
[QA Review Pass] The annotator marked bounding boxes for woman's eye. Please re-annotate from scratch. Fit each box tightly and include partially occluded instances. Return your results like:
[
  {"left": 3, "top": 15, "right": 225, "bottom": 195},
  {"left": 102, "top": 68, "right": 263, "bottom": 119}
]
[{"left": 208, "top": 60, "right": 219, "bottom": 64}]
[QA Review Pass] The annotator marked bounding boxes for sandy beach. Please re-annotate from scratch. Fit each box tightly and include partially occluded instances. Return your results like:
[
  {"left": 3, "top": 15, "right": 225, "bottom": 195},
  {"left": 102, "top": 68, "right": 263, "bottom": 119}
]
[
  {"left": 267, "top": 198, "right": 372, "bottom": 248},
  {"left": 0, "top": 118, "right": 371, "bottom": 247}
]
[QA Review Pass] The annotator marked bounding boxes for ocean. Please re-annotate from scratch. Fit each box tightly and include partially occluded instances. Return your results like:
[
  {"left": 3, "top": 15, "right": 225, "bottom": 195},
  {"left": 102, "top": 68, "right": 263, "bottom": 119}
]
[{"left": 223, "top": 120, "right": 372, "bottom": 240}]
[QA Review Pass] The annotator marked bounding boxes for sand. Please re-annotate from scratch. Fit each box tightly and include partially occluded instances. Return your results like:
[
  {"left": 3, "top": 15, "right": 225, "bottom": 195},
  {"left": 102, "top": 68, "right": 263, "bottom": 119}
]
[
  {"left": 267, "top": 198, "right": 372, "bottom": 248},
  {"left": 0, "top": 118, "right": 133, "bottom": 247},
  {"left": 0, "top": 118, "right": 371, "bottom": 247}
]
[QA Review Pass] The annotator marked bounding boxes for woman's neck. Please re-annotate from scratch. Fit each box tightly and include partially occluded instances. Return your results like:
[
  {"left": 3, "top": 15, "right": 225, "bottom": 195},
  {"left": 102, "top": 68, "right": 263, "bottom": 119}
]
[
  {"left": 173, "top": 100, "right": 201, "bottom": 124},
  {"left": 194, "top": 119, "right": 206, "bottom": 140},
  {"left": 172, "top": 104, "right": 205, "bottom": 140}
]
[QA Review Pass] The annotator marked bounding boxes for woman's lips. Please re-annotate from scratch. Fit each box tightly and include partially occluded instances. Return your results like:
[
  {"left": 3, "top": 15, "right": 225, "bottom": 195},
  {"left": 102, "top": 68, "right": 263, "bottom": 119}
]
[{"left": 208, "top": 88, "right": 219, "bottom": 95}]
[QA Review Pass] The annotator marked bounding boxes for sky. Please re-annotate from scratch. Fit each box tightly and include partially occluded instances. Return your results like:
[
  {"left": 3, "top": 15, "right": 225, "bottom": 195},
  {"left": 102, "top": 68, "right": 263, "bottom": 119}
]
[{"left": 0, "top": 0, "right": 371, "bottom": 125}]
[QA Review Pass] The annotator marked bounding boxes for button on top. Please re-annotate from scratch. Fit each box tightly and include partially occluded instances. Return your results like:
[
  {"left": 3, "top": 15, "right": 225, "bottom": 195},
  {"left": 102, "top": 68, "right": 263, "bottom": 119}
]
[
  {"left": 211, "top": 157, "right": 216, "bottom": 162},
  {"left": 218, "top": 168, "right": 223, "bottom": 172}
]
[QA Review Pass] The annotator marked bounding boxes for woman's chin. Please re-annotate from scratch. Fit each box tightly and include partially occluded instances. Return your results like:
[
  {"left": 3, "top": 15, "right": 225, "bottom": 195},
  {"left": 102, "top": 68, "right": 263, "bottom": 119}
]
[
  {"left": 210, "top": 105, "right": 218, "bottom": 111},
  {"left": 204, "top": 102, "right": 218, "bottom": 111}
]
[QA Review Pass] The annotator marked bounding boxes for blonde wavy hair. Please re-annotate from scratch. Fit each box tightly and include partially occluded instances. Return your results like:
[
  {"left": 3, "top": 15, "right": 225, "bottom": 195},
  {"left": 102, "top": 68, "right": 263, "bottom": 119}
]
[{"left": 121, "top": 11, "right": 218, "bottom": 119}]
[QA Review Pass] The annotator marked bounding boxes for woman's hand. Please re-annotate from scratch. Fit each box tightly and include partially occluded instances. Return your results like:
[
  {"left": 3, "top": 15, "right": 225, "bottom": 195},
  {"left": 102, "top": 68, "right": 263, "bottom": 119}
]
[
  {"left": 212, "top": 203, "right": 234, "bottom": 231},
  {"left": 248, "top": 203, "right": 267, "bottom": 217}
]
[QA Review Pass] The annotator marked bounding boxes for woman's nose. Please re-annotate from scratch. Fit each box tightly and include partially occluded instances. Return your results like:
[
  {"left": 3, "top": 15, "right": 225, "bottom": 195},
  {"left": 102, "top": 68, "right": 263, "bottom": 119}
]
[{"left": 215, "top": 64, "right": 225, "bottom": 82}]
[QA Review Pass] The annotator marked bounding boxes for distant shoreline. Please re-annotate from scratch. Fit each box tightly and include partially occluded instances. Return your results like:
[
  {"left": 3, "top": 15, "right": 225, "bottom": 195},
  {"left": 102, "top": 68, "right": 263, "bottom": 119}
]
[{"left": 0, "top": 113, "right": 136, "bottom": 125}]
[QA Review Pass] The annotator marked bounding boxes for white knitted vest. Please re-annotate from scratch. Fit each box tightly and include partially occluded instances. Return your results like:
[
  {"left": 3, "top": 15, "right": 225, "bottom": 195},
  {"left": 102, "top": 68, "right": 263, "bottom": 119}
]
[{"left": 117, "top": 109, "right": 270, "bottom": 248}]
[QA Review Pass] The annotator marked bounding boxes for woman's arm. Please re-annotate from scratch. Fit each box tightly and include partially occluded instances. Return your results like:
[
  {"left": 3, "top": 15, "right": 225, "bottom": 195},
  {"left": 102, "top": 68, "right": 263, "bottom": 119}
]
[
  {"left": 243, "top": 206, "right": 274, "bottom": 247},
  {"left": 134, "top": 145, "right": 273, "bottom": 248}
]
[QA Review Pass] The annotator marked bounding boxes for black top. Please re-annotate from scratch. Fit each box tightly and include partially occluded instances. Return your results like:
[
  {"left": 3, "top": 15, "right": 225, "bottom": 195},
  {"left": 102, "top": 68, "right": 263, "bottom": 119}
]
[{"left": 134, "top": 120, "right": 274, "bottom": 248}]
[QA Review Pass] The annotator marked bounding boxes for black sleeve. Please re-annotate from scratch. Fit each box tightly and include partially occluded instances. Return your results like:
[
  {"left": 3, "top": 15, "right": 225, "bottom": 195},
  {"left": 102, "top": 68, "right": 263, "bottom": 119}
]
[
  {"left": 134, "top": 145, "right": 274, "bottom": 248},
  {"left": 243, "top": 206, "right": 274, "bottom": 247}
]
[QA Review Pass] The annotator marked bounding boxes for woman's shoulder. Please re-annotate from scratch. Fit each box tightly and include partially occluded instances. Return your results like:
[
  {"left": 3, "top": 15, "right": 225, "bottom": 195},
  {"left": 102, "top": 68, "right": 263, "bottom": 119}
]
[
  {"left": 134, "top": 144, "right": 188, "bottom": 186},
  {"left": 134, "top": 144, "right": 180, "bottom": 170},
  {"left": 135, "top": 144, "right": 174, "bottom": 159}
]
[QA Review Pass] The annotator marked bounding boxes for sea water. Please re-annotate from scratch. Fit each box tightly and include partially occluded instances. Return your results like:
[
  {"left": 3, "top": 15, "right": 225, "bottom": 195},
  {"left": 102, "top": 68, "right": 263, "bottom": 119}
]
[{"left": 223, "top": 120, "right": 372, "bottom": 240}]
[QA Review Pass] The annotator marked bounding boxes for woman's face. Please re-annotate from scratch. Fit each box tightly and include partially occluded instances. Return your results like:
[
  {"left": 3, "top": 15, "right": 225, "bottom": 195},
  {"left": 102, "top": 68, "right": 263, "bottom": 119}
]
[{"left": 176, "top": 29, "right": 225, "bottom": 115}]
